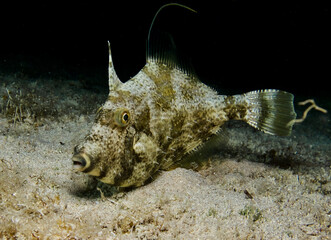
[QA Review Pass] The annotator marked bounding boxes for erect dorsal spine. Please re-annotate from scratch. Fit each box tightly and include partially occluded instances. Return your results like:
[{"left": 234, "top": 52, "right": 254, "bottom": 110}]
[{"left": 108, "top": 41, "right": 123, "bottom": 92}]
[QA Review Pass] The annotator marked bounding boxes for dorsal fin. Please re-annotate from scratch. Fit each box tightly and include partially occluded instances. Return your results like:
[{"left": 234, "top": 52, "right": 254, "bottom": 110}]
[
  {"left": 147, "top": 3, "right": 197, "bottom": 55},
  {"left": 108, "top": 41, "right": 123, "bottom": 92},
  {"left": 146, "top": 4, "right": 197, "bottom": 78}
]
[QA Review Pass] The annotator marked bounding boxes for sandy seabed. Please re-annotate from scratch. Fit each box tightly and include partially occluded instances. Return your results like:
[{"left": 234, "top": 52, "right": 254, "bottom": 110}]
[{"left": 0, "top": 75, "right": 330, "bottom": 239}]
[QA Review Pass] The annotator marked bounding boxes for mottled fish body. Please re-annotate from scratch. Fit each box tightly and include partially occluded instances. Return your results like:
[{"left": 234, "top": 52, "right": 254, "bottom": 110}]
[{"left": 72, "top": 6, "right": 297, "bottom": 187}]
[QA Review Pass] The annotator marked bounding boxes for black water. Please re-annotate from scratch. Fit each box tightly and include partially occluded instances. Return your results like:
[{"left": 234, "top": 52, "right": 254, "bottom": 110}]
[{"left": 0, "top": 1, "right": 329, "bottom": 98}]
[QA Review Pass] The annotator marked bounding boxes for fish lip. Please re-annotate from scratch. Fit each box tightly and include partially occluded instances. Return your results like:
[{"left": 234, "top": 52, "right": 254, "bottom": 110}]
[{"left": 72, "top": 153, "right": 89, "bottom": 172}]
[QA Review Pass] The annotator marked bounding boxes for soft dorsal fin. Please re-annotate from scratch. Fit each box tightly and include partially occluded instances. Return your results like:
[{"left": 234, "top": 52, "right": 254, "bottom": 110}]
[
  {"left": 108, "top": 41, "right": 123, "bottom": 92},
  {"left": 146, "top": 4, "right": 197, "bottom": 78}
]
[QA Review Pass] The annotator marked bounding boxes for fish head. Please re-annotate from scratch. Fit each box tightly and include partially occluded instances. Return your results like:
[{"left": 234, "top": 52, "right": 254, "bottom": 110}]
[
  {"left": 72, "top": 91, "right": 140, "bottom": 186},
  {"left": 72, "top": 41, "right": 148, "bottom": 186}
]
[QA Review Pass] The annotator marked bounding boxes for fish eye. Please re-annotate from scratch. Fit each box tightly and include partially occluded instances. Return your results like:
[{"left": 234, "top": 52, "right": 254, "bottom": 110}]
[
  {"left": 122, "top": 112, "right": 129, "bottom": 123},
  {"left": 114, "top": 108, "right": 130, "bottom": 127}
]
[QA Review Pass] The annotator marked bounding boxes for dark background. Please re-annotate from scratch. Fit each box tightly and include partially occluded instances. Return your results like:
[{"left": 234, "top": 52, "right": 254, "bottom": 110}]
[{"left": 0, "top": 1, "right": 329, "bottom": 97}]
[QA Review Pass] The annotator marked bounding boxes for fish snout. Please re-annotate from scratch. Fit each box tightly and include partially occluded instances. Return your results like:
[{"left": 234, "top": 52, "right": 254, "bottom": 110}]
[{"left": 72, "top": 152, "right": 91, "bottom": 172}]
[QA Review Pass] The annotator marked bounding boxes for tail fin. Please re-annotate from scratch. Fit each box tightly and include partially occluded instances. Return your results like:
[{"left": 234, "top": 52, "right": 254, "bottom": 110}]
[{"left": 234, "top": 90, "right": 297, "bottom": 136}]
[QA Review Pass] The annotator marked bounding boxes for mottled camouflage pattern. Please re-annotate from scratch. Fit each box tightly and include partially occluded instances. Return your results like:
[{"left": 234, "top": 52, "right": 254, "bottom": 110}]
[{"left": 72, "top": 39, "right": 296, "bottom": 187}]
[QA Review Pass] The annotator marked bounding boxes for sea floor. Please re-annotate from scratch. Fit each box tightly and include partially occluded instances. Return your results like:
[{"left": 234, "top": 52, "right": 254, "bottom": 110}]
[{"left": 0, "top": 75, "right": 330, "bottom": 239}]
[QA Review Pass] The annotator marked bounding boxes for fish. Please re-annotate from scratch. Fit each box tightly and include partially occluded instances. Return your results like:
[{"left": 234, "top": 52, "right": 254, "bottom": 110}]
[{"left": 71, "top": 5, "right": 297, "bottom": 188}]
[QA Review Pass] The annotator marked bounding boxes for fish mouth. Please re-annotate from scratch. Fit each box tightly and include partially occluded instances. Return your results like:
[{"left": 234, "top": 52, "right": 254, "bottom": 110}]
[{"left": 72, "top": 153, "right": 90, "bottom": 172}]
